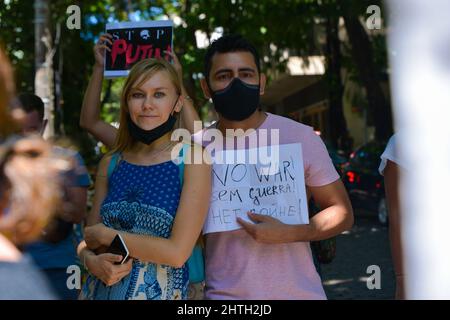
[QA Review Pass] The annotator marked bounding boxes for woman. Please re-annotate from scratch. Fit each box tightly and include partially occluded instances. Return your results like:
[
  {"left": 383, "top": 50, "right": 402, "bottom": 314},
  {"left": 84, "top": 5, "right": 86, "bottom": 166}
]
[{"left": 77, "top": 41, "right": 211, "bottom": 300}]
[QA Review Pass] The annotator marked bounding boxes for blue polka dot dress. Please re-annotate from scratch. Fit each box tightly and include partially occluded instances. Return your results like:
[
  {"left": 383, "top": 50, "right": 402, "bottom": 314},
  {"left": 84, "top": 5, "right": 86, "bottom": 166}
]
[{"left": 80, "top": 156, "right": 188, "bottom": 300}]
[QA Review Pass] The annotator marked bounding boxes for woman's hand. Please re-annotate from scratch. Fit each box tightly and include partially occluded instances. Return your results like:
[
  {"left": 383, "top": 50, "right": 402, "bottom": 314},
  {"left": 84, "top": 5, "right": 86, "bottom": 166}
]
[
  {"left": 94, "top": 33, "right": 112, "bottom": 68},
  {"left": 86, "top": 253, "right": 133, "bottom": 286},
  {"left": 84, "top": 223, "right": 114, "bottom": 250}
]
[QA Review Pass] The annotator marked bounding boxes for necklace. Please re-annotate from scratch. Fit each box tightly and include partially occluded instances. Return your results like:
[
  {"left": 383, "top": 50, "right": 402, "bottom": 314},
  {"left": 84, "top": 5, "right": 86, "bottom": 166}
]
[
  {"left": 125, "top": 140, "right": 175, "bottom": 165},
  {"left": 146, "top": 140, "right": 175, "bottom": 161}
]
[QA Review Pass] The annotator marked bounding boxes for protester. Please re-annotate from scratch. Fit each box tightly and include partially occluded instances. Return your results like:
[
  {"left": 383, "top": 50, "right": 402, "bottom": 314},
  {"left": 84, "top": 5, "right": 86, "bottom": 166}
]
[{"left": 193, "top": 34, "right": 353, "bottom": 299}]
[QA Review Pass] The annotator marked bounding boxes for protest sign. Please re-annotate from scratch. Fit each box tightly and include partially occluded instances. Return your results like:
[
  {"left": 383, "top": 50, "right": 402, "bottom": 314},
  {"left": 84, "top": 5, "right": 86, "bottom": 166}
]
[
  {"left": 203, "top": 143, "right": 309, "bottom": 234},
  {"left": 104, "top": 20, "right": 173, "bottom": 78}
]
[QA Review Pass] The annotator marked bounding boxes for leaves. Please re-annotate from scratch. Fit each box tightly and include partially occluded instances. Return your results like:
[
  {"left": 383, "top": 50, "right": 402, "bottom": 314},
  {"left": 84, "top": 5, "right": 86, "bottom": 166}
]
[{"left": 1, "top": 0, "right": 389, "bottom": 161}]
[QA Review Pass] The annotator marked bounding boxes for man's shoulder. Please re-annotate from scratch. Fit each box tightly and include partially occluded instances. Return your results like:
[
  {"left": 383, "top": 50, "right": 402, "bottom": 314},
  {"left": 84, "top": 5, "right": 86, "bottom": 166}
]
[
  {"left": 263, "top": 113, "right": 318, "bottom": 143},
  {"left": 190, "top": 114, "right": 318, "bottom": 145},
  {"left": 265, "top": 113, "right": 314, "bottom": 131}
]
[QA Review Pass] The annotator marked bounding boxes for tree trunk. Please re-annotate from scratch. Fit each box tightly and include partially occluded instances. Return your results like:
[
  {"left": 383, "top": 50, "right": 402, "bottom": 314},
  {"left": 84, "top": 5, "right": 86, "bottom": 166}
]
[
  {"left": 325, "top": 15, "right": 347, "bottom": 149},
  {"left": 343, "top": 15, "right": 392, "bottom": 141},
  {"left": 54, "top": 22, "right": 63, "bottom": 136},
  {"left": 181, "top": 0, "right": 203, "bottom": 114}
]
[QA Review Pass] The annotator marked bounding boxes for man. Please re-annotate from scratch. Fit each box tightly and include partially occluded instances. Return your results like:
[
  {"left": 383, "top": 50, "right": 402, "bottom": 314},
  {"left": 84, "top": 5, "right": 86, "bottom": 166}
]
[
  {"left": 193, "top": 34, "right": 353, "bottom": 299},
  {"left": 18, "top": 93, "right": 91, "bottom": 300}
]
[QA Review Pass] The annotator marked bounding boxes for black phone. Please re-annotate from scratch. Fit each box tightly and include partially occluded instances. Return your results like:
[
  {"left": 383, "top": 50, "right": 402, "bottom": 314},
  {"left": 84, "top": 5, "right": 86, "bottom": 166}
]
[{"left": 107, "top": 234, "right": 129, "bottom": 264}]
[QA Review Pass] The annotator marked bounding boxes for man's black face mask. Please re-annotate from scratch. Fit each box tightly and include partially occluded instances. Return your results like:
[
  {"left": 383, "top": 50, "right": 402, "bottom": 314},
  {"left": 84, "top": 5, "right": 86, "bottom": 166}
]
[{"left": 210, "top": 77, "right": 260, "bottom": 121}]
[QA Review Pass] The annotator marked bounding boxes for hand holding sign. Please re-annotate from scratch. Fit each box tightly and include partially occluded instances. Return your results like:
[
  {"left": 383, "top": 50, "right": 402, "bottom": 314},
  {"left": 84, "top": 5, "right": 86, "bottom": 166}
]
[
  {"left": 203, "top": 143, "right": 309, "bottom": 235},
  {"left": 164, "top": 50, "right": 183, "bottom": 82},
  {"left": 237, "top": 212, "right": 291, "bottom": 244},
  {"left": 94, "top": 33, "right": 112, "bottom": 68}
]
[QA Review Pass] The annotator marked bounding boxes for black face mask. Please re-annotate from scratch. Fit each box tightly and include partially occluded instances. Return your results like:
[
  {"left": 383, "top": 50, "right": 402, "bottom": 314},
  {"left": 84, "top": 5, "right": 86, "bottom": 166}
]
[
  {"left": 210, "top": 77, "right": 260, "bottom": 121},
  {"left": 127, "top": 96, "right": 179, "bottom": 145}
]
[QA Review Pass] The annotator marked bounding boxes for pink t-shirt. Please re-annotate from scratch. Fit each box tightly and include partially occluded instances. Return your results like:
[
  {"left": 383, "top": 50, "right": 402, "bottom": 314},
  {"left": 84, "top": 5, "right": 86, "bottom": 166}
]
[{"left": 192, "top": 113, "right": 340, "bottom": 300}]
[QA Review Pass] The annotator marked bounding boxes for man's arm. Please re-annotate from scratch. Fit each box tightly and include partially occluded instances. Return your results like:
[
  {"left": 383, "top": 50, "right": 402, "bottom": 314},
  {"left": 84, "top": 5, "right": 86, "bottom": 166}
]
[
  {"left": 238, "top": 179, "right": 354, "bottom": 243},
  {"left": 384, "top": 160, "right": 404, "bottom": 299}
]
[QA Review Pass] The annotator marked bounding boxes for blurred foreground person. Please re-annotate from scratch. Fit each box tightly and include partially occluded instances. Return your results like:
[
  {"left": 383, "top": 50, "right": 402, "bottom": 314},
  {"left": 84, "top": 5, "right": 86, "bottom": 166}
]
[{"left": 0, "top": 46, "right": 66, "bottom": 299}]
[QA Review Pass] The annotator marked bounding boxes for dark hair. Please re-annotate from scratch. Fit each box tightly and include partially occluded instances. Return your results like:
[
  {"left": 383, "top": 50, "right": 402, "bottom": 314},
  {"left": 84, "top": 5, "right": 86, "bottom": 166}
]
[
  {"left": 17, "top": 93, "right": 45, "bottom": 121},
  {"left": 204, "top": 34, "right": 261, "bottom": 81}
]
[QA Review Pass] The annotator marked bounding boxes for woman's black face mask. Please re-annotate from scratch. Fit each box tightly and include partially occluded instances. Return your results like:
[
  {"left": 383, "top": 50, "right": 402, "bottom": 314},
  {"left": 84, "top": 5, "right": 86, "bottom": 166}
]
[
  {"left": 127, "top": 96, "right": 179, "bottom": 145},
  {"left": 210, "top": 77, "right": 260, "bottom": 121}
]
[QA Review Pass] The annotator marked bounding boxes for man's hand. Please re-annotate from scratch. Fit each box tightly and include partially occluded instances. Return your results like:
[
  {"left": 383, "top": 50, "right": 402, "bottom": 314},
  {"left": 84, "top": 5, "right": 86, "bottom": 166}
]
[
  {"left": 237, "top": 212, "right": 300, "bottom": 244},
  {"left": 86, "top": 253, "right": 133, "bottom": 287},
  {"left": 237, "top": 172, "right": 352, "bottom": 246}
]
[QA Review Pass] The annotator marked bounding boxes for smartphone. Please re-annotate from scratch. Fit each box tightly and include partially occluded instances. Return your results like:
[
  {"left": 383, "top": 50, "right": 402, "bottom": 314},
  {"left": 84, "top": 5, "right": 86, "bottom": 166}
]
[{"left": 107, "top": 234, "right": 129, "bottom": 264}]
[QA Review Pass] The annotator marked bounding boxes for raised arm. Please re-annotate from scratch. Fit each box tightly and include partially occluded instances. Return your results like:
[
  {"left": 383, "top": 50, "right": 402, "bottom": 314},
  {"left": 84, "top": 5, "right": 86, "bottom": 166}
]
[
  {"left": 166, "top": 51, "right": 201, "bottom": 134},
  {"left": 300, "top": 180, "right": 354, "bottom": 241},
  {"left": 80, "top": 33, "right": 118, "bottom": 149}
]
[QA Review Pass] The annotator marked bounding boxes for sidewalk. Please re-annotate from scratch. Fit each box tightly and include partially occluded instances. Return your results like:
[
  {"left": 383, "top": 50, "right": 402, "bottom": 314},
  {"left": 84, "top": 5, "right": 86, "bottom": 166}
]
[{"left": 321, "top": 214, "right": 395, "bottom": 299}]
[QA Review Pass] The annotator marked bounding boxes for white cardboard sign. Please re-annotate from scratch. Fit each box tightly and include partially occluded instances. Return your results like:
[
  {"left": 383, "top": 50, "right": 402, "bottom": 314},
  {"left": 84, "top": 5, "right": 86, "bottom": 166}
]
[{"left": 203, "top": 143, "right": 309, "bottom": 234}]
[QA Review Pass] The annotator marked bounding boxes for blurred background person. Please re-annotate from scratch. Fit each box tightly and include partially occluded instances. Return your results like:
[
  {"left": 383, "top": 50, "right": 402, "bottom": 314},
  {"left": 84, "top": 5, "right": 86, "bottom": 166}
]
[{"left": 18, "top": 93, "right": 91, "bottom": 300}]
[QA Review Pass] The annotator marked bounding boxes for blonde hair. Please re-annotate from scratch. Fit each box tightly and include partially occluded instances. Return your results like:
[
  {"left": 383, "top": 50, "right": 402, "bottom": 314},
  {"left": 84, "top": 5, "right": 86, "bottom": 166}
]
[{"left": 112, "top": 58, "right": 182, "bottom": 154}]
